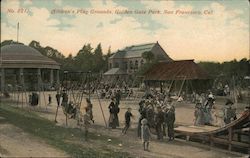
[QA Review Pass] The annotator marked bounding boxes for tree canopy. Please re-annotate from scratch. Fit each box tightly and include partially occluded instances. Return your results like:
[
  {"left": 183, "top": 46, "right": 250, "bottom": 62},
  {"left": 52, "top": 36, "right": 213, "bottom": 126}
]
[
  {"left": 198, "top": 58, "right": 250, "bottom": 87},
  {"left": 142, "top": 51, "right": 155, "bottom": 63},
  {"left": 1, "top": 39, "right": 249, "bottom": 87},
  {"left": 0, "top": 40, "right": 112, "bottom": 73}
]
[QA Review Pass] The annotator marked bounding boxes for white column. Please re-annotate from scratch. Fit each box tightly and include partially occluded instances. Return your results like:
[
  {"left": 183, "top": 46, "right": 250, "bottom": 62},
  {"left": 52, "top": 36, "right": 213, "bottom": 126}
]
[
  {"left": 37, "top": 68, "right": 41, "bottom": 91},
  {"left": 19, "top": 68, "right": 24, "bottom": 86},
  {"left": 50, "top": 69, "right": 54, "bottom": 85},
  {"left": 56, "top": 69, "right": 60, "bottom": 90},
  {"left": 56, "top": 70, "right": 60, "bottom": 85}
]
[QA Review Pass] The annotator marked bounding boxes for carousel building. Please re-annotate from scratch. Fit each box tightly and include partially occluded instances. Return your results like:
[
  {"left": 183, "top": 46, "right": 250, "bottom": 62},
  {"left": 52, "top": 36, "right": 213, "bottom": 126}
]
[{"left": 0, "top": 43, "right": 60, "bottom": 92}]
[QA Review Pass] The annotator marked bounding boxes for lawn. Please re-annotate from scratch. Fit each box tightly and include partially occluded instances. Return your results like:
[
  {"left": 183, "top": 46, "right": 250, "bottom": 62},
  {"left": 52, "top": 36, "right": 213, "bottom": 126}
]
[{"left": 0, "top": 102, "right": 131, "bottom": 158}]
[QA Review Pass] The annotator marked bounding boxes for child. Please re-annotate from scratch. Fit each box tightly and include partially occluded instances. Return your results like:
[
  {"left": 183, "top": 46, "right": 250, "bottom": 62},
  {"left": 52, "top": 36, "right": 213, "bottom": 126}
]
[
  {"left": 122, "top": 107, "right": 133, "bottom": 134},
  {"left": 82, "top": 108, "right": 92, "bottom": 141},
  {"left": 141, "top": 118, "right": 151, "bottom": 151},
  {"left": 86, "top": 98, "right": 94, "bottom": 123},
  {"left": 55, "top": 92, "right": 61, "bottom": 106},
  {"left": 48, "top": 94, "right": 52, "bottom": 106}
]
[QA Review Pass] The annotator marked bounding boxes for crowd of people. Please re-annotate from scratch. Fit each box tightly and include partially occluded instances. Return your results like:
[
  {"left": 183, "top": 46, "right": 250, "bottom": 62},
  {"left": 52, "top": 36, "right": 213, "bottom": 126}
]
[
  {"left": 104, "top": 89, "right": 176, "bottom": 151},
  {"left": 99, "top": 82, "right": 134, "bottom": 99},
  {"left": 51, "top": 85, "right": 245, "bottom": 151},
  {"left": 137, "top": 94, "right": 176, "bottom": 142},
  {"left": 193, "top": 91, "right": 237, "bottom": 127}
]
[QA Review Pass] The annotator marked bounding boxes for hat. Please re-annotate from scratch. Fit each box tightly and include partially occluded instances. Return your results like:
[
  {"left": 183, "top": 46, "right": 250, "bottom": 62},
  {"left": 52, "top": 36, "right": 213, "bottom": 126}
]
[
  {"left": 141, "top": 118, "right": 148, "bottom": 125},
  {"left": 145, "top": 100, "right": 151, "bottom": 105},
  {"left": 195, "top": 102, "right": 202, "bottom": 108},
  {"left": 166, "top": 104, "right": 171, "bottom": 109}
]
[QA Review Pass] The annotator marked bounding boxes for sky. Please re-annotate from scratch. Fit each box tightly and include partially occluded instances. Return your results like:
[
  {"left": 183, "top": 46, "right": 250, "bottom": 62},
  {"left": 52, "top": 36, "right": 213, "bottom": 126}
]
[{"left": 1, "top": 0, "right": 249, "bottom": 62}]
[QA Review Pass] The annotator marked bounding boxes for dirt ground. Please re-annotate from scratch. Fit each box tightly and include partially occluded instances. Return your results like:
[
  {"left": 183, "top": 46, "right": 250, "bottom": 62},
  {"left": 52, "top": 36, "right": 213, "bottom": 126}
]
[
  {"left": 9, "top": 91, "right": 246, "bottom": 127},
  {"left": 0, "top": 117, "right": 69, "bottom": 157},
  {"left": 1, "top": 92, "right": 248, "bottom": 158}
]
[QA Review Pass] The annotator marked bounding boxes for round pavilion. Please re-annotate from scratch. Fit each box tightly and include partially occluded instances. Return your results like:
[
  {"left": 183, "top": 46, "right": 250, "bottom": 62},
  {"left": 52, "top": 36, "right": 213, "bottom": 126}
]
[{"left": 0, "top": 43, "right": 60, "bottom": 92}]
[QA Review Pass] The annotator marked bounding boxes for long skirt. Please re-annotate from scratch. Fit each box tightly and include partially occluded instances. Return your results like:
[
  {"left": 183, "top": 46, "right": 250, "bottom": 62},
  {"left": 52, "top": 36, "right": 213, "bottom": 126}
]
[{"left": 108, "top": 113, "right": 119, "bottom": 128}]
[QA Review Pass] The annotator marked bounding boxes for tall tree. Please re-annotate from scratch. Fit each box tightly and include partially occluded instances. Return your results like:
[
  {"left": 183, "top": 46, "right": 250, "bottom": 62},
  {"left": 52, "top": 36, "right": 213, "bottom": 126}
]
[
  {"left": 29, "top": 40, "right": 49, "bottom": 57},
  {"left": 93, "top": 43, "right": 105, "bottom": 71},
  {"left": 63, "top": 54, "right": 75, "bottom": 71},
  {"left": 103, "top": 46, "right": 113, "bottom": 71},
  {"left": 137, "top": 51, "right": 157, "bottom": 76},
  {"left": 142, "top": 51, "right": 154, "bottom": 63},
  {"left": 0, "top": 40, "right": 19, "bottom": 46},
  {"left": 29, "top": 41, "right": 65, "bottom": 64},
  {"left": 75, "top": 44, "right": 94, "bottom": 71}
]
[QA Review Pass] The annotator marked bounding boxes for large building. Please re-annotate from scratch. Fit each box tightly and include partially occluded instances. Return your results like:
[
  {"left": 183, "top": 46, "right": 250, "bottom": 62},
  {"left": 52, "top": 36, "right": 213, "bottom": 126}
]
[
  {"left": 104, "top": 42, "right": 172, "bottom": 77},
  {"left": 0, "top": 43, "right": 60, "bottom": 92}
]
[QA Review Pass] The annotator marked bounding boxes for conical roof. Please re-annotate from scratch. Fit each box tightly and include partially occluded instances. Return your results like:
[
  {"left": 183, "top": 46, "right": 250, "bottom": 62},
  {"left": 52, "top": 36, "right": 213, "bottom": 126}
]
[{"left": 1, "top": 44, "right": 60, "bottom": 69}]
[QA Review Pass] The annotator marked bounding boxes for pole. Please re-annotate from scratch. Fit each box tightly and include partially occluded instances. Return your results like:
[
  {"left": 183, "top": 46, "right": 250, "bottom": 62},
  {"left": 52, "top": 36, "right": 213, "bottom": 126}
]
[
  {"left": 21, "top": 87, "right": 23, "bottom": 108},
  {"left": 160, "top": 81, "right": 163, "bottom": 93},
  {"left": 88, "top": 73, "right": 107, "bottom": 127},
  {"left": 55, "top": 103, "right": 59, "bottom": 123},
  {"left": 88, "top": 71, "right": 91, "bottom": 100},
  {"left": 65, "top": 71, "right": 68, "bottom": 126},
  {"left": 17, "top": 22, "right": 19, "bottom": 42},
  {"left": 232, "top": 76, "right": 238, "bottom": 110},
  {"left": 178, "top": 77, "right": 186, "bottom": 97},
  {"left": 54, "top": 70, "right": 62, "bottom": 123},
  {"left": 16, "top": 87, "right": 20, "bottom": 107},
  {"left": 96, "top": 89, "right": 107, "bottom": 127}
]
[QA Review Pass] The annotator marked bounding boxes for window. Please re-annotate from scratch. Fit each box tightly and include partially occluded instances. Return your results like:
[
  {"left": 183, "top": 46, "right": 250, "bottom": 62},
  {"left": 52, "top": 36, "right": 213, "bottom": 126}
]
[
  {"left": 141, "top": 59, "right": 144, "bottom": 66},
  {"left": 124, "top": 62, "right": 128, "bottom": 69},
  {"left": 135, "top": 60, "right": 138, "bottom": 69},
  {"left": 109, "top": 63, "right": 112, "bottom": 69},
  {"left": 130, "top": 61, "right": 133, "bottom": 69}
]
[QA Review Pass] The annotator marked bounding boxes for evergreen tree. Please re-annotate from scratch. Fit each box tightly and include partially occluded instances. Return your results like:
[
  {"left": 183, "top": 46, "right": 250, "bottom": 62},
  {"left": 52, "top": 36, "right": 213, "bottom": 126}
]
[
  {"left": 93, "top": 43, "right": 104, "bottom": 71},
  {"left": 75, "top": 44, "right": 94, "bottom": 71},
  {"left": 103, "top": 46, "right": 113, "bottom": 71}
]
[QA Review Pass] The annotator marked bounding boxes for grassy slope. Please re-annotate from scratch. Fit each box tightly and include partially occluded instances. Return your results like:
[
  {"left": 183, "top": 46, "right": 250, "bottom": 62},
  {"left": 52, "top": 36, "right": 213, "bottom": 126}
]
[{"left": 0, "top": 102, "right": 131, "bottom": 158}]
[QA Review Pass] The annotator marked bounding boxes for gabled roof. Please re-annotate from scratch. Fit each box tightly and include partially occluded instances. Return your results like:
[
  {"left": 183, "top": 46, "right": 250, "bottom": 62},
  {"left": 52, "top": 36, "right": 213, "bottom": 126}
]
[
  {"left": 144, "top": 60, "right": 209, "bottom": 81},
  {"left": 110, "top": 43, "right": 155, "bottom": 59},
  {"left": 103, "top": 68, "right": 127, "bottom": 76}
]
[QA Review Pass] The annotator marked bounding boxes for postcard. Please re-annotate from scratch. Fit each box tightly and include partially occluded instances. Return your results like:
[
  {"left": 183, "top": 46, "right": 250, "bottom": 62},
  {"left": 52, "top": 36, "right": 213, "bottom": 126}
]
[{"left": 1, "top": 0, "right": 249, "bottom": 158}]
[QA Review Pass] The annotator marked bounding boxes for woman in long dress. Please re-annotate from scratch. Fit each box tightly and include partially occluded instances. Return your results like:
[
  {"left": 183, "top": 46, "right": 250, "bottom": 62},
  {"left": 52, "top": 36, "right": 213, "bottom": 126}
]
[
  {"left": 108, "top": 98, "right": 119, "bottom": 128},
  {"left": 194, "top": 103, "right": 205, "bottom": 126}
]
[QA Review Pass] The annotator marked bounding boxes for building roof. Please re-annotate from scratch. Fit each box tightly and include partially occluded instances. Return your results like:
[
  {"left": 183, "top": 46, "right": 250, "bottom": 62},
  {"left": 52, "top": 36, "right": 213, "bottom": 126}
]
[
  {"left": 103, "top": 68, "right": 127, "bottom": 76},
  {"left": 110, "top": 43, "right": 156, "bottom": 59},
  {"left": 144, "top": 60, "right": 209, "bottom": 81},
  {"left": 0, "top": 44, "right": 60, "bottom": 69}
]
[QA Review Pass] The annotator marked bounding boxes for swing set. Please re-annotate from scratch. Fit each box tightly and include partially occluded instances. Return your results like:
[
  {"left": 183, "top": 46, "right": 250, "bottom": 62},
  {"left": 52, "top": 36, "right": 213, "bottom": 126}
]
[{"left": 55, "top": 71, "right": 107, "bottom": 127}]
